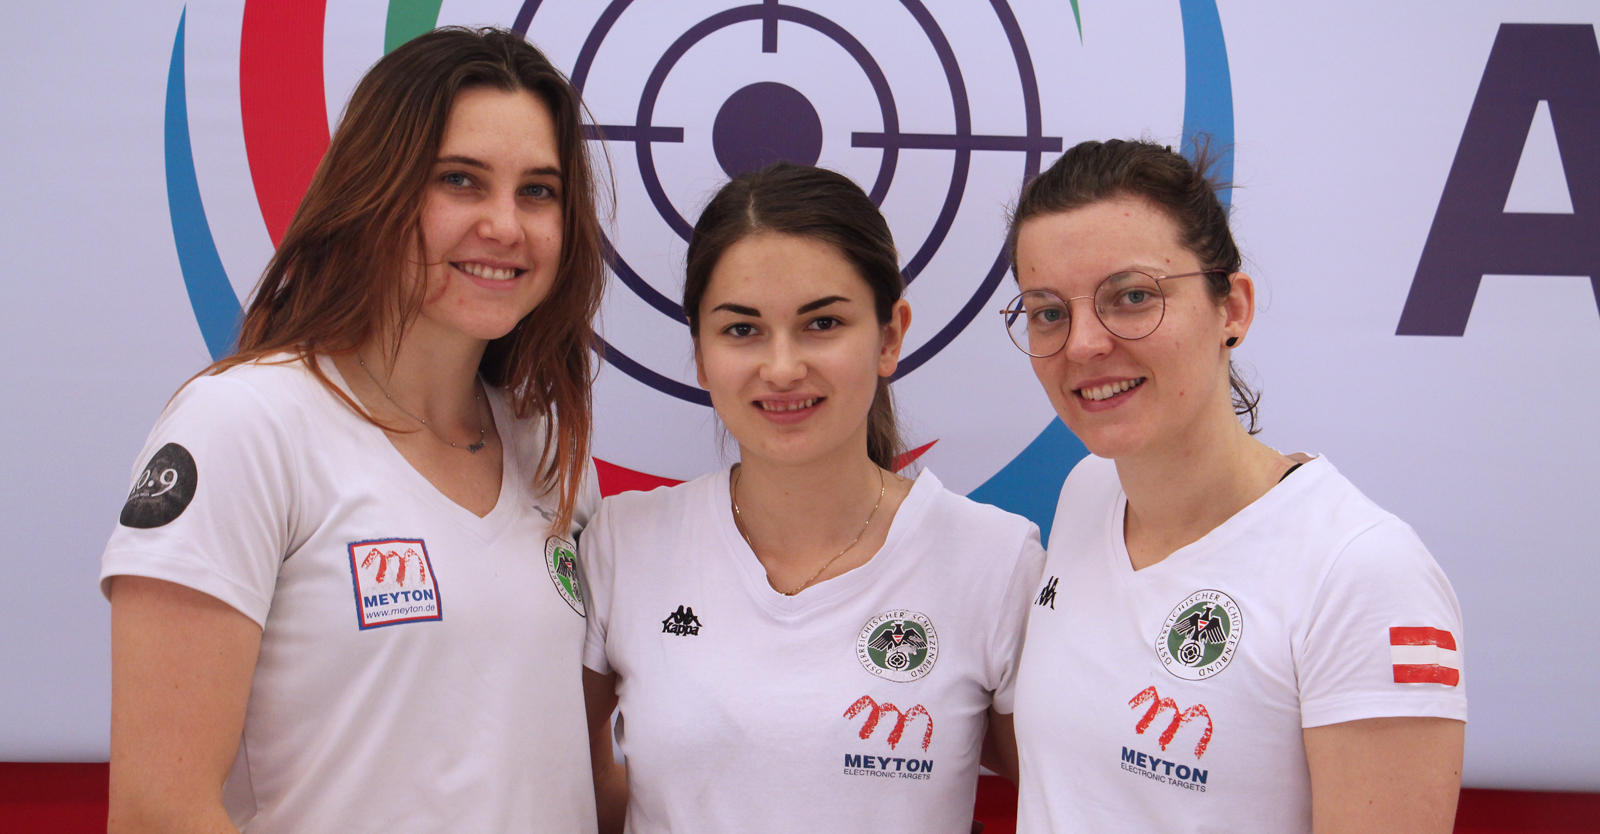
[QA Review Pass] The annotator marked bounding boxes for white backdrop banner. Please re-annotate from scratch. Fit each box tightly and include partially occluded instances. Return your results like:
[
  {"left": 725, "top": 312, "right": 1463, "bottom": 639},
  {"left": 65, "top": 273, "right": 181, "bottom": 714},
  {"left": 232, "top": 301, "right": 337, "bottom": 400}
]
[{"left": 1, "top": 0, "right": 1595, "bottom": 790}]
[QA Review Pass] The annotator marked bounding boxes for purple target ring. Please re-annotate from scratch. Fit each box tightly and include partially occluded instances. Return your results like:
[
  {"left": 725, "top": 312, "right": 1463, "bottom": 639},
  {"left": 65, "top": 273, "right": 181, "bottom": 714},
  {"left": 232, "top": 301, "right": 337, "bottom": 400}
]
[{"left": 515, "top": 0, "right": 1060, "bottom": 406}]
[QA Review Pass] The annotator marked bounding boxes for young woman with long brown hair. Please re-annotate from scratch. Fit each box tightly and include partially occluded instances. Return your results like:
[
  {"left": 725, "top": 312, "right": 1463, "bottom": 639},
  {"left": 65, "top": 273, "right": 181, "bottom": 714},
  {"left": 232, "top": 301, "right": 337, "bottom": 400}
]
[
  {"left": 101, "top": 28, "right": 605, "bottom": 833},
  {"left": 1004, "top": 140, "right": 1466, "bottom": 833},
  {"left": 580, "top": 163, "right": 1045, "bottom": 833}
]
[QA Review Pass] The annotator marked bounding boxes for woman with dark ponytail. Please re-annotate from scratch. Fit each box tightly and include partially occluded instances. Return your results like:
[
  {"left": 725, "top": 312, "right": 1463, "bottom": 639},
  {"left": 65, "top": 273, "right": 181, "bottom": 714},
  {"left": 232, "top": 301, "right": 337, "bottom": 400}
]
[{"left": 579, "top": 162, "right": 1045, "bottom": 833}]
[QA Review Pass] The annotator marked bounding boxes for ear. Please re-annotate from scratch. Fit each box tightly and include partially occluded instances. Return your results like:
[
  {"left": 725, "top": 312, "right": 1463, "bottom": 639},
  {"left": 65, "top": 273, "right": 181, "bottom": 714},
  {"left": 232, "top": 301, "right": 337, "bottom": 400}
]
[
  {"left": 693, "top": 336, "right": 709, "bottom": 390},
  {"left": 877, "top": 299, "right": 913, "bottom": 378},
  {"left": 1220, "top": 272, "right": 1255, "bottom": 349}
]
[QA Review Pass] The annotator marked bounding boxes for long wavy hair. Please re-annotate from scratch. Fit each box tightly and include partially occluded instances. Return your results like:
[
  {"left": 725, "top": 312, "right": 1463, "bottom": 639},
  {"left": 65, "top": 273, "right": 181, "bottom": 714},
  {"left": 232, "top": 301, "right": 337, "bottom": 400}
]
[{"left": 206, "top": 27, "right": 603, "bottom": 529}]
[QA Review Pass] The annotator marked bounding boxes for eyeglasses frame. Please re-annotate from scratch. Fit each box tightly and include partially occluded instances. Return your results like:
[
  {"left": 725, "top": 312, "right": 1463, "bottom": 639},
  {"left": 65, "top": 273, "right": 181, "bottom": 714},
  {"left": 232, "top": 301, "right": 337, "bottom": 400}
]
[{"left": 998, "top": 269, "right": 1231, "bottom": 358}]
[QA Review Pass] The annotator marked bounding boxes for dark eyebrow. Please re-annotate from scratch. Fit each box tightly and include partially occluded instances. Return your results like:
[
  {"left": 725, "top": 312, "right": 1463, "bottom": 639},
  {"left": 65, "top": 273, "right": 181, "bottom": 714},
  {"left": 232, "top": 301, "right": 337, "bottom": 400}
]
[
  {"left": 797, "top": 296, "right": 849, "bottom": 314},
  {"left": 712, "top": 303, "right": 761, "bottom": 316},
  {"left": 436, "top": 156, "right": 562, "bottom": 179}
]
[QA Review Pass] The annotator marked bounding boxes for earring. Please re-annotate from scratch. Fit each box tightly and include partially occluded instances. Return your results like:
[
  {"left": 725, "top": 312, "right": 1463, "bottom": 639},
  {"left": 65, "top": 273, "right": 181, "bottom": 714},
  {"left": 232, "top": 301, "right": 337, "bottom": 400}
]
[{"left": 1225, "top": 337, "right": 1239, "bottom": 347}]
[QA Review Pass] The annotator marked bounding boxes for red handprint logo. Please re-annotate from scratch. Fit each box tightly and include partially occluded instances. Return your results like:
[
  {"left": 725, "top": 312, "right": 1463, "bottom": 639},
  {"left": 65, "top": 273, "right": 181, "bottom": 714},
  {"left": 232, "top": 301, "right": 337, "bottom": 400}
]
[
  {"left": 1129, "top": 686, "right": 1213, "bottom": 759},
  {"left": 360, "top": 547, "right": 428, "bottom": 586},
  {"left": 844, "top": 695, "right": 933, "bottom": 752}
]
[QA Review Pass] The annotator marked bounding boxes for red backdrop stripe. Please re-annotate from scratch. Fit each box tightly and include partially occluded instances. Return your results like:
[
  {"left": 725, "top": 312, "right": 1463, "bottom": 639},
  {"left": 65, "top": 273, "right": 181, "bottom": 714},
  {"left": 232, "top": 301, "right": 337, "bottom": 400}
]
[{"left": 239, "top": 0, "right": 330, "bottom": 245}]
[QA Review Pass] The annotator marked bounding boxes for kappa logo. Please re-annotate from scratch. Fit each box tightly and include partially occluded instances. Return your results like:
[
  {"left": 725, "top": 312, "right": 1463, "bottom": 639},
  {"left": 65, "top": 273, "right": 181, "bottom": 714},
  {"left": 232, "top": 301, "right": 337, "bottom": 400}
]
[
  {"left": 1156, "top": 589, "right": 1243, "bottom": 680},
  {"left": 857, "top": 610, "right": 939, "bottom": 682},
  {"left": 545, "top": 536, "right": 585, "bottom": 617},
  {"left": 662, "top": 605, "right": 702, "bottom": 636},
  {"left": 843, "top": 695, "right": 933, "bottom": 751},
  {"left": 1035, "top": 576, "right": 1059, "bottom": 609},
  {"left": 1129, "top": 686, "right": 1214, "bottom": 759},
  {"left": 347, "top": 538, "right": 441, "bottom": 629}
]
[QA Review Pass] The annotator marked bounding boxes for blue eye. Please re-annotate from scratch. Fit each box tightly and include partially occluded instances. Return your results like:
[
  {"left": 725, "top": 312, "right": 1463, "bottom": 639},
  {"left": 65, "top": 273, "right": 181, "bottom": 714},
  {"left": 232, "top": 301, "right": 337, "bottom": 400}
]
[
  {"left": 522, "top": 183, "right": 557, "bottom": 199},
  {"left": 442, "top": 172, "right": 472, "bottom": 188}
]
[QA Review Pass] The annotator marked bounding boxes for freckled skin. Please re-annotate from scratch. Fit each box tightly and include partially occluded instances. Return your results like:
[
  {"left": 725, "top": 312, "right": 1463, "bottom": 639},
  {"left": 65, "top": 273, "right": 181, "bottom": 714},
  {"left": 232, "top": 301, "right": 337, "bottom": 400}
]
[
  {"left": 1013, "top": 197, "right": 1239, "bottom": 460},
  {"left": 404, "top": 86, "right": 566, "bottom": 347}
]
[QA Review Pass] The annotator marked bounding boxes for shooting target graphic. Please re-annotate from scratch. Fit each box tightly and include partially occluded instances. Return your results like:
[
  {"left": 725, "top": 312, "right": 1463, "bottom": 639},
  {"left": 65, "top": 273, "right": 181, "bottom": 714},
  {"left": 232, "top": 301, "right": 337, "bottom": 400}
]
[{"left": 161, "top": 0, "right": 1232, "bottom": 535}]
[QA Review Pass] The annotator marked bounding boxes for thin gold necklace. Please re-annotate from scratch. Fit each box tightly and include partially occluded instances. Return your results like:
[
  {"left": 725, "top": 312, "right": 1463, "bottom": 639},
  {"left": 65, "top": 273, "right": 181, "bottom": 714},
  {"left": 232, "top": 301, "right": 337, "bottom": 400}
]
[
  {"left": 731, "top": 464, "right": 886, "bottom": 596},
  {"left": 357, "top": 356, "right": 487, "bottom": 453}
]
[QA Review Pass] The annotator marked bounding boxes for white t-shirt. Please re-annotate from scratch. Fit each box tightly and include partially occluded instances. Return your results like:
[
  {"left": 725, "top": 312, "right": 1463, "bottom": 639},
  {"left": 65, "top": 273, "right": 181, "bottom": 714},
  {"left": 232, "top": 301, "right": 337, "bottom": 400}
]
[
  {"left": 582, "top": 468, "right": 1045, "bottom": 834},
  {"left": 1013, "top": 455, "right": 1467, "bottom": 834},
  {"left": 100, "top": 356, "right": 600, "bottom": 834}
]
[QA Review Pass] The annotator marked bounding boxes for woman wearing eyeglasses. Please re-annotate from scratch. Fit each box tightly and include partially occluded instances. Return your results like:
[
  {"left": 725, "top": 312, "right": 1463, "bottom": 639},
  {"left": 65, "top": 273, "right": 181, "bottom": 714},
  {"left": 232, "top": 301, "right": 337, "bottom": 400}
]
[{"left": 1002, "top": 140, "right": 1466, "bottom": 834}]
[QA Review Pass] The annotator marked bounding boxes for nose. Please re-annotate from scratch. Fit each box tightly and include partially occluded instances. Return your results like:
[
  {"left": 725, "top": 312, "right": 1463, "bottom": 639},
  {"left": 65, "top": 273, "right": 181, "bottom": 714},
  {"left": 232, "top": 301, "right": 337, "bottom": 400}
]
[
  {"left": 1061, "top": 297, "right": 1115, "bottom": 363},
  {"left": 475, "top": 191, "right": 524, "bottom": 246},
  {"left": 759, "top": 332, "right": 807, "bottom": 387}
]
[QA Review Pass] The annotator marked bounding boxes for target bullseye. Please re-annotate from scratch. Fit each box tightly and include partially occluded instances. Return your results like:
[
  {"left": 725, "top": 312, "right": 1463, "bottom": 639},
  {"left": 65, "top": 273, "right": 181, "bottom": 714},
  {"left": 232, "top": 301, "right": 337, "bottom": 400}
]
[{"left": 713, "top": 81, "right": 825, "bottom": 177}]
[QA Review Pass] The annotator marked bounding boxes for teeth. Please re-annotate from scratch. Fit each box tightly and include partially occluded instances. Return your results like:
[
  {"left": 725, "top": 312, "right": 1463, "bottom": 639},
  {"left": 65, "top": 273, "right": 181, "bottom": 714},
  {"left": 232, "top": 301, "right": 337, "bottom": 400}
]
[
  {"left": 1079, "top": 379, "right": 1143, "bottom": 401},
  {"left": 760, "top": 398, "right": 818, "bottom": 412},
  {"left": 458, "top": 262, "right": 520, "bottom": 281}
]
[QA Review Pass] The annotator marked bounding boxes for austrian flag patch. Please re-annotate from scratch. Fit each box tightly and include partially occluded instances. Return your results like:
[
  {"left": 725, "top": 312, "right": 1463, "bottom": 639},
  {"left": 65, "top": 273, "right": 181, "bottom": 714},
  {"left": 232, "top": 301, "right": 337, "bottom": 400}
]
[{"left": 1389, "top": 627, "right": 1460, "bottom": 686}]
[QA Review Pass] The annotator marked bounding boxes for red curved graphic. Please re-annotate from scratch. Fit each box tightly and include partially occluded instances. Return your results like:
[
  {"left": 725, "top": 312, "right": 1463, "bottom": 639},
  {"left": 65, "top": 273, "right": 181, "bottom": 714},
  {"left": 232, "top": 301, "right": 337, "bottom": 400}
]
[
  {"left": 240, "top": 0, "right": 331, "bottom": 244},
  {"left": 593, "top": 457, "right": 684, "bottom": 497},
  {"left": 844, "top": 695, "right": 933, "bottom": 751},
  {"left": 1129, "top": 686, "right": 1212, "bottom": 758}
]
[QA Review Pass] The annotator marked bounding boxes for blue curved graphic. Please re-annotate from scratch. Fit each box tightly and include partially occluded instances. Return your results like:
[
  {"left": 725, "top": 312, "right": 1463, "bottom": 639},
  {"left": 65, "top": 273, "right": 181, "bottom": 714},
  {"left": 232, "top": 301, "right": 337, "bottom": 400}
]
[
  {"left": 166, "top": 10, "right": 242, "bottom": 361},
  {"left": 1180, "top": 0, "right": 1234, "bottom": 201},
  {"left": 965, "top": 0, "right": 1233, "bottom": 541}
]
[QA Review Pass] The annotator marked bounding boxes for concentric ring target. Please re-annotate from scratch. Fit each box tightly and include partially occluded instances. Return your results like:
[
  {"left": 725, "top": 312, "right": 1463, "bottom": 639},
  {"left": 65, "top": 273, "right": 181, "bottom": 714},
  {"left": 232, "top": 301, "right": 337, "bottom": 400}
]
[{"left": 514, "top": 0, "right": 1062, "bottom": 407}]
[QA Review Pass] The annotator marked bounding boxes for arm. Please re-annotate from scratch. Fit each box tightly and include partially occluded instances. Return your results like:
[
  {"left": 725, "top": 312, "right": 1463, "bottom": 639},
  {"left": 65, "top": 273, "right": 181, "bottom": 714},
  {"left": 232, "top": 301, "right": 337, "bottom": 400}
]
[
  {"left": 584, "top": 667, "right": 627, "bottom": 834},
  {"left": 979, "top": 707, "right": 1018, "bottom": 784},
  {"left": 1304, "top": 716, "right": 1464, "bottom": 834},
  {"left": 108, "top": 576, "right": 263, "bottom": 834}
]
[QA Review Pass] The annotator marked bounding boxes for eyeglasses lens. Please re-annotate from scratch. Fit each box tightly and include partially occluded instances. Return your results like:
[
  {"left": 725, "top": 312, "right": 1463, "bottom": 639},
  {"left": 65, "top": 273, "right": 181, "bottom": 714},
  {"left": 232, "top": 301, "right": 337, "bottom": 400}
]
[
  {"left": 1094, "top": 272, "right": 1166, "bottom": 340},
  {"left": 1005, "top": 291, "right": 1069, "bottom": 357}
]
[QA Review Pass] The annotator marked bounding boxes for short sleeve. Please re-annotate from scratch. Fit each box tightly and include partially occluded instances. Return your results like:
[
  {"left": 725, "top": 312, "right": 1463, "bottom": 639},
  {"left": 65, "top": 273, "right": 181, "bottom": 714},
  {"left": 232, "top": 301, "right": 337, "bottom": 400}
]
[
  {"left": 99, "top": 374, "right": 297, "bottom": 627},
  {"left": 990, "top": 522, "right": 1047, "bottom": 714},
  {"left": 581, "top": 495, "right": 620, "bottom": 675},
  {"left": 1296, "top": 519, "right": 1467, "bottom": 728}
]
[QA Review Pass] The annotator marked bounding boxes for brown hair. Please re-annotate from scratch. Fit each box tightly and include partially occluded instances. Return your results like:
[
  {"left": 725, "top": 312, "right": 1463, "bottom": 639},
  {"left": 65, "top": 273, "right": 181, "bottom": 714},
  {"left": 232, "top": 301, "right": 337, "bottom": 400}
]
[
  {"left": 208, "top": 27, "right": 603, "bottom": 529},
  {"left": 1007, "top": 139, "right": 1261, "bottom": 433},
  {"left": 683, "top": 162, "right": 904, "bottom": 470}
]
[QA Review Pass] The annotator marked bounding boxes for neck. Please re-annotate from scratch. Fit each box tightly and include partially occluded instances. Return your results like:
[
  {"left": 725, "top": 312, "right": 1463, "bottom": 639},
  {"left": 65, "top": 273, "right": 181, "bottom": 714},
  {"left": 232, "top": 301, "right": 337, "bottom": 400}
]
[
  {"left": 1116, "top": 401, "right": 1287, "bottom": 570},
  {"left": 732, "top": 435, "right": 886, "bottom": 568},
  {"left": 357, "top": 320, "right": 488, "bottom": 425}
]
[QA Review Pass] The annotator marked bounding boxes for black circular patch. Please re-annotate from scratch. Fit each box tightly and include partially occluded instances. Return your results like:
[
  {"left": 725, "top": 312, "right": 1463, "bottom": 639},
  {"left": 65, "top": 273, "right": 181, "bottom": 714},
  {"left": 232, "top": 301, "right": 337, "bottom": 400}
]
[{"left": 119, "top": 443, "right": 198, "bottom": 529}]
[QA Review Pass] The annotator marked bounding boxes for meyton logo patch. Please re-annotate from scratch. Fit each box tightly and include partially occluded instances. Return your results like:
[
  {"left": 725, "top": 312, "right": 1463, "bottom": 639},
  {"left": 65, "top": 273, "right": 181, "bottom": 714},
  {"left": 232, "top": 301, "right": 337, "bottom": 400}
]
[
  {"left": 857, "top": 610, "right": 939, "bottom": 683},
  {"left": 1156, "top": 590, "right": 1243, "bottom": 680},
  {"left": 545, "top": 536, "right": 585, "bottom": 617},
  {"left": 347, "top": 539, "right": 441, "bottom": 629}
]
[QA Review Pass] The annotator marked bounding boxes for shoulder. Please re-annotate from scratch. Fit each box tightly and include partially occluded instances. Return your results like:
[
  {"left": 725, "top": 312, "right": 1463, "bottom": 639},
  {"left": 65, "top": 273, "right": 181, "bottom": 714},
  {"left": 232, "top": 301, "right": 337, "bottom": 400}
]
[
  {"left": 1060, "top": 454, "right": 1120, "bottom": 503},
  {"left": 1289, "top": 458, "right": 1450, "bottom": 588},
  {"left": 917, "top": 469, "right": 1038, "bottom": 542},
  {"left": 171, "top": 354, "right": 337, "bottom": 425},
  {"left": 593, "top": 469, "right": 721, "bottom": 535}
]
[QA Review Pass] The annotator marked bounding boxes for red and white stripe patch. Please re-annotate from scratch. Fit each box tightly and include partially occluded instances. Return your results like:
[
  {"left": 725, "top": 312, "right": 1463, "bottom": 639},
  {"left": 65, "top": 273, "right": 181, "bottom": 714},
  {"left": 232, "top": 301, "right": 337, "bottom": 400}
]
[{"left": 1389, "top": 627, "right": 1461, "bottom": 686}]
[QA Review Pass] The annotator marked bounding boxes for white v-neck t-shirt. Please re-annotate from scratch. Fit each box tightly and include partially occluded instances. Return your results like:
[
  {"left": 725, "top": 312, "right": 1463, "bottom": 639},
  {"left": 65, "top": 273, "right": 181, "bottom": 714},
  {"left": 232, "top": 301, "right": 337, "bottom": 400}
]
[
  {"left": 101, "top": 356, "right": 600, "bottom": 834},
  {"left": 1013, "top": 455, "right": 1466, "bottom": 834},
  {"left": 582, "top": 468, "right": 1045, "bottom": 834}
]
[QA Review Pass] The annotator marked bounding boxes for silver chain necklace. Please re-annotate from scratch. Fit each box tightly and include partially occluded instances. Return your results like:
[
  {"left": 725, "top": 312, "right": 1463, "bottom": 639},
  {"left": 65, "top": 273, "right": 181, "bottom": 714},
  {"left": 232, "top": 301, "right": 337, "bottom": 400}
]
[
  {"left": 357, "top": 357, "right": 487, "bottom": 453},
  {"left": 731, "top": 464, "right": 886, "bottom": 596}
]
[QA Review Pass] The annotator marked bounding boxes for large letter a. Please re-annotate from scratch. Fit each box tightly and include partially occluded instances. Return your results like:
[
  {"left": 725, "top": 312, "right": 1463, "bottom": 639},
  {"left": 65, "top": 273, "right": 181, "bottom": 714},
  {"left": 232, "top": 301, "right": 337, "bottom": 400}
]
[{"left": 1396, "top": 24, "right": 1600, "bottom": 336}]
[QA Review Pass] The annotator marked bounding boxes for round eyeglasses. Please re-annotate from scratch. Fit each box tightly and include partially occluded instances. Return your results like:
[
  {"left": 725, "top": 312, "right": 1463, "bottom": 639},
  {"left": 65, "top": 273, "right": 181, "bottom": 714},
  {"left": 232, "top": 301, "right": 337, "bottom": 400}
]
[{"left": 999, "top": 270, "right": 1229, "bottom": 357}]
